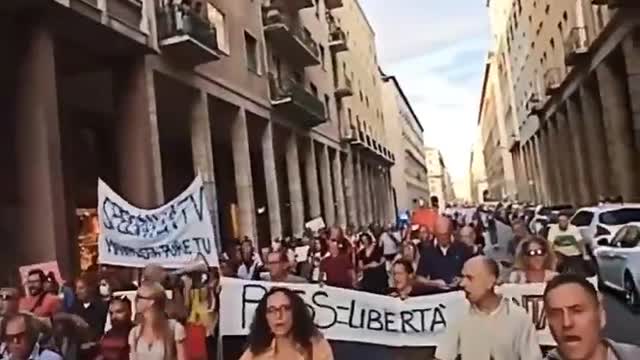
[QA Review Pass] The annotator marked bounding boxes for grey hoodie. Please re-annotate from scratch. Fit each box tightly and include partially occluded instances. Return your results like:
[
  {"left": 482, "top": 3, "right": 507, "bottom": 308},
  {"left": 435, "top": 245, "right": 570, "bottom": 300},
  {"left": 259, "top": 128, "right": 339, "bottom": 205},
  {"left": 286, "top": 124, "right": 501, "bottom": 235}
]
[{"left": 545, "top": 339, "right": 640, "bottom": 360}]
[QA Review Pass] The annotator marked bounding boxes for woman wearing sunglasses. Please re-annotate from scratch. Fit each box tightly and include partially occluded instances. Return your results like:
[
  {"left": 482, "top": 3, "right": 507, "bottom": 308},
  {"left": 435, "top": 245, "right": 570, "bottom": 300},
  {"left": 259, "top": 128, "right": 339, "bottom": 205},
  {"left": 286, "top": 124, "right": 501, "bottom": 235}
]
[
  {"left": 508, "top": 236, "right": 558, "bottom": 284},
  {"left": 129, "top": 281, "right": 186, "bottom": 360}
]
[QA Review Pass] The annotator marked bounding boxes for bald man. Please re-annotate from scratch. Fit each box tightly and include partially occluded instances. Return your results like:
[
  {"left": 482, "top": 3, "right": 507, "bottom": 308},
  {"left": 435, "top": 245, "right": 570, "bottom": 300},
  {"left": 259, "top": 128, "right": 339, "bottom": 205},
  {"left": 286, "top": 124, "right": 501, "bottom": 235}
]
[
  {"left": 416, "top": 217, "right": 472, "bottom": 291},
  {"left": 435, "top": 256, "right": 541, "bottom": 360}
]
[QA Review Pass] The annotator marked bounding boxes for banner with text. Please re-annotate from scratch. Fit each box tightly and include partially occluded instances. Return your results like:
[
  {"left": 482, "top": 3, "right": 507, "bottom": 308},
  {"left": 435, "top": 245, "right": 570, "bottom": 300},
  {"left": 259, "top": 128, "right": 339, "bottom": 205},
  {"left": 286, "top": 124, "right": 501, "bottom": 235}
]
[
  {"left": 98, "top": 176, "right": 219, "bottom": 268},
  {"left": 220, "top": 277, "right": 559, "bottom": 347}
]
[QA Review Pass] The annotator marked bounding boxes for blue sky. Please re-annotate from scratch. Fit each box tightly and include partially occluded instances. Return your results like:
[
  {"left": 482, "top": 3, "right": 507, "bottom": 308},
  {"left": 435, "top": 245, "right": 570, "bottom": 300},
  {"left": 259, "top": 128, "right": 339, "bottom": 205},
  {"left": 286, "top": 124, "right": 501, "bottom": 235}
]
[{"left": 359, "top": 0, "right": 490, "bottom": 196}]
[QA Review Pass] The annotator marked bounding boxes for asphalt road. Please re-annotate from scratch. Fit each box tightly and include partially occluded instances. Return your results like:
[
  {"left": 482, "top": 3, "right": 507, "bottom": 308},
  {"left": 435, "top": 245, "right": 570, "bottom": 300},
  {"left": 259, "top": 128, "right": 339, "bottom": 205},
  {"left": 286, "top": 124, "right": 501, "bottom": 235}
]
[{"left": 602, "top": 291, "right": 640, "bottom": 345}]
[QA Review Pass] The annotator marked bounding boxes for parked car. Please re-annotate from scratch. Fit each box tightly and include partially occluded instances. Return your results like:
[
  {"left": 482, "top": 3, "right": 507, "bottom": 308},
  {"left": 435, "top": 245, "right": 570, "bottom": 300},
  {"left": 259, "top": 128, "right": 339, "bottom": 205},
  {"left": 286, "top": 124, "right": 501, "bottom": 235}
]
[
  {"left": 570, "top": 204, "right": 640, "bottom": 254},
  {"left": 593, "top": 224, "right": 640, "bottom": 310}
]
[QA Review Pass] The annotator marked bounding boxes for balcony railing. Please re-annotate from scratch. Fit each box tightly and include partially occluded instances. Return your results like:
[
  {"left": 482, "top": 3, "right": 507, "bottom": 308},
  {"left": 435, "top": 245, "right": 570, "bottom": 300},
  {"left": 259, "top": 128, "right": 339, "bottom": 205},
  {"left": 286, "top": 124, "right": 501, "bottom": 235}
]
[
  {"left": 269, "top": 74, "right": 326, "bottom": 127},
  {"left": 325, "top": 0, "right": 344, "bottom": 10},
  {"left": 564, "top": 27, "right": 590, "bottom": 66},
  {"left": 263, "top": 7, "right": 320, "bottom": 67},
  {"left": 327, "top": 12, "right": 348, "bottom": 53},
  {"left": 2, "top": 0, "right": 152, "bottom": 54},
  {"left": 335, "top": 75, "right": 353, "bottom": 98},
  {"left": 157, "top": 4, "right": 222, "bottom": 66},
  {"left": 591, "top": 0, "right": 638, "bottom": 8},
  {"left": 544, "top": 67, "right": 562, "bottom": 96}
]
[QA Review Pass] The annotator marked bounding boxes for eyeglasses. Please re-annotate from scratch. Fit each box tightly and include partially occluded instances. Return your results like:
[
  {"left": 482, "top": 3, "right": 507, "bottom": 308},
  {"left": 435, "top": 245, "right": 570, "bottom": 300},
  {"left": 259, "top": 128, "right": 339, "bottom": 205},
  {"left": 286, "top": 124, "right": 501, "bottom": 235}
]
[
  {"left": 135, "top": 294, "right": 153, "bottom": 302},
  {"left": 526, "top": 248, "right": 546, "bottom": 257},
  {"left": 0, "top": 294, "right": 16, "bottom": 301},
  {"left": 4, "top": 331, "right": 26, "bottom": 344},
  {"left": 266, "top": 304, "right": 292, "bottom": 316}
]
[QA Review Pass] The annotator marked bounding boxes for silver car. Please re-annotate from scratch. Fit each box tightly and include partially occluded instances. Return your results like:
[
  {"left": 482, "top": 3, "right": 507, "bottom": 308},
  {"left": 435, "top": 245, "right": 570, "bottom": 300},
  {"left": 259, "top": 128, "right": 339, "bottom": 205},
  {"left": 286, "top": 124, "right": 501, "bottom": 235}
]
[{"left": 594, "top": 224, "right": 640, "bottom": 311}]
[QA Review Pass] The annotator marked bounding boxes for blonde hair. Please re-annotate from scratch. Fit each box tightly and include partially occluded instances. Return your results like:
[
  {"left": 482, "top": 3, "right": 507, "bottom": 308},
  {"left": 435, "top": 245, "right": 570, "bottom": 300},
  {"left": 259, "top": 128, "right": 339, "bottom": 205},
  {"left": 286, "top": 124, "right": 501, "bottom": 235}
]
[
  {"left": 514, "top": 236, "right": 557, "bottom": 271},
  {"left": 132, "top": 281, "right": 175, "bottom": 360}
]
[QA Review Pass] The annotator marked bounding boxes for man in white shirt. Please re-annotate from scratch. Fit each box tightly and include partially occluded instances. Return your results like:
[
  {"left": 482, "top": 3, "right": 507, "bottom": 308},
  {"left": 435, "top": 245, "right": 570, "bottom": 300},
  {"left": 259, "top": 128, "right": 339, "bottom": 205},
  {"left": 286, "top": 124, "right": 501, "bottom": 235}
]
[
  {"left": 435, "top": 256, "right": 542, "bottom": 360},
  {"left": 546, "top": 214, "right": 588, "bottom": 274}
]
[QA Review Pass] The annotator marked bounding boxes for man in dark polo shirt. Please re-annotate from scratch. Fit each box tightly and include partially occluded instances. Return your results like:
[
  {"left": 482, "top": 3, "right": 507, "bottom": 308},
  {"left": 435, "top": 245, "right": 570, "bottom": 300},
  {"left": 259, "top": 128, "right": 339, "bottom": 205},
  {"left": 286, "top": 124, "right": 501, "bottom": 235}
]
[{"left": 416, "top": 216, "right": 472, "bottom": 292}]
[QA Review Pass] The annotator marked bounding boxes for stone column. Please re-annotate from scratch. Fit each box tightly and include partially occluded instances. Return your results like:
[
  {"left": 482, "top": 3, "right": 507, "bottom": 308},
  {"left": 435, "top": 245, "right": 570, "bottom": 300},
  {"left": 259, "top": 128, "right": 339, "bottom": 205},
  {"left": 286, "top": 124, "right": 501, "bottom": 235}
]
[
  {"left": 521, "top": 145, "right": 532, "bottom": 202},
  {"left": 539, "top": 125, "right": 557, "bottom": 204},
  {"left": 15, "top": 23, "right": 71, "bottom": 274},
  {"left": 286, "top": 132, "right": 304, "bottom": 237},
  {"left": 555, "top": 110, "right": 578, "bottom": 206},
  {"left": 190, "top": 90, "right": 222, "bottom": 250},
  {"left": 533, "top": 134, "right": 549, "bottom": 204},
  {"left": 387, "top": 171, "right": 396, "bottom": 222},
  {"left": 343, "top": 147, "right": 358, "bottom": 227},
  {"left": 319, "top": 144, "right": 335, "bottom": 226},
  {"left": 548, "top": 118, "right": 567, "bottom": 204},
  {"left": 369, "top": 166, "right": 378, "bottom": 224},
  {"left": 114, "top": 58, "right": 164, "bottom": 207},
  {"left": 261, "top": 122, "right": 282, "bottom": 240},
  {"left": 363, "top": 163, "right": 373, "bottom": 224},
  {"left": 528, "top": 142, "right": 541, "bottom": 203},
  {"left": 622, "top": 34, "right": 640, "bottom": 160},
  {"left": 304, "top": 139, "right": 321, "bottom": 219},
  {"left": 231, "top": 109, "right": 257, "bottom": 240},
  {"left": 354, "top": 152, "right": 366, "bottom": 227},
  {"left": 596, "top": 56, "right": 639, "bottom": 201},
  {"left": 566, "top": 95, "right": 592, "bottom": 206},
  {"left": 579, "top": 79, "right": 612, "bottom": 199},
  {"left": 332, "top": 151, "right": 347, "bottom": 228}
]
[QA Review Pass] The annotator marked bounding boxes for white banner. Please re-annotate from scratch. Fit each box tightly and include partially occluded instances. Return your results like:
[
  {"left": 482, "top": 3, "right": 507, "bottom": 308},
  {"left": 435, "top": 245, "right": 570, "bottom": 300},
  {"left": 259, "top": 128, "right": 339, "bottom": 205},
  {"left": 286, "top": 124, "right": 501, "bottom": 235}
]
[
  {"left": 220, "top": 277, "right": 561, "bottom": 347},
  {"left": 98, "top": 176, "right": 219, "bottom": 268}
]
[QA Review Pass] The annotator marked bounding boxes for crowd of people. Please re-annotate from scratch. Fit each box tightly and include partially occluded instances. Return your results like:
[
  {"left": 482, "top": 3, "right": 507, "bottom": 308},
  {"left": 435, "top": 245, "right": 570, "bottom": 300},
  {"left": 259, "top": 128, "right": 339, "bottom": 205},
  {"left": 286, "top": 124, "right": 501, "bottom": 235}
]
[{"left": 0, "top": 197, "right": 639, "bottom": 360}]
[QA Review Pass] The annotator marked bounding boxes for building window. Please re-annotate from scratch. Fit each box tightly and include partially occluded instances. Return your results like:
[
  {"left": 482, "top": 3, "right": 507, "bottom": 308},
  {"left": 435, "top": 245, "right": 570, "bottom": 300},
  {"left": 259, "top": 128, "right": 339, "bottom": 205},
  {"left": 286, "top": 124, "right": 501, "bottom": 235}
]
[
  {"left": 310, "top": 83, "right": 318, "bottom": 97},
  {"left": 207, "top": 4, "right": 229, "bottom": 54},
  {"left": 319, "top": 45, "right": 325, "bottom": 70},
  {"left": 550, "top": 38, "right": 555, "bottom": 49},
  {"left": 324, "top": 94, "right": 331, "bottom": 116},
  {"left": 245, "top": 32, "right": 259, "bottom": 74}
]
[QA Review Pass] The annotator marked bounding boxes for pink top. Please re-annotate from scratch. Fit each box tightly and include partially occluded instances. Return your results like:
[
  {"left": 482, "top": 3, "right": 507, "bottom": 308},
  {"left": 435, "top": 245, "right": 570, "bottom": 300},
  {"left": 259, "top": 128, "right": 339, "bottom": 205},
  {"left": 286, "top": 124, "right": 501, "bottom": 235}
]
[{"left": 19, "top": 293, "right": 62, "bottom": 318}]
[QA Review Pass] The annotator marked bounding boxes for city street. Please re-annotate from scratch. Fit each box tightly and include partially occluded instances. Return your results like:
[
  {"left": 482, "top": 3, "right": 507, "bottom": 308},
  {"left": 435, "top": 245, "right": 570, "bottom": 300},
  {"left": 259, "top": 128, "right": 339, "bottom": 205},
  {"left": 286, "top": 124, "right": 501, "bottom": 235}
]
[{"left": 603, "top": 291, "right": 640, "bottom": 346}]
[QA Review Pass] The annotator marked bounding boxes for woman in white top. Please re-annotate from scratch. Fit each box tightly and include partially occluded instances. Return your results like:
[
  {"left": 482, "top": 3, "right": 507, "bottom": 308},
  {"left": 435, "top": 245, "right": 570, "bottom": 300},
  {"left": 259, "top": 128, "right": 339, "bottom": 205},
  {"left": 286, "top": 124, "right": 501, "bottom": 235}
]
[
  {"left": 129, "top": 281, "right": 186, "bottom": 360},
  {"left": 509, "top": 235, "right": 558, "bottom": 284}
]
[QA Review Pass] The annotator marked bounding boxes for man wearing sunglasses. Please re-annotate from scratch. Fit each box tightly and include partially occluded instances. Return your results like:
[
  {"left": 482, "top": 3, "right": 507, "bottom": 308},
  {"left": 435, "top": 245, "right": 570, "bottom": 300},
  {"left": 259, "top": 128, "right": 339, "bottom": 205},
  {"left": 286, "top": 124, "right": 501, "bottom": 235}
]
[{"left": 1, "top": 313, "right": 61, "bottom": 360}]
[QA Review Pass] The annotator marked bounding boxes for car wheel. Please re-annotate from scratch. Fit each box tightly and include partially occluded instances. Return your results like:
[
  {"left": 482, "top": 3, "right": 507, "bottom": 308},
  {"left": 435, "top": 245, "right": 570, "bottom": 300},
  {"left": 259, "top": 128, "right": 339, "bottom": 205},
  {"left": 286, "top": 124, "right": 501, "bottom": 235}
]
[{"left": 624, "top": 272, "right": 640, "bottom": 312}]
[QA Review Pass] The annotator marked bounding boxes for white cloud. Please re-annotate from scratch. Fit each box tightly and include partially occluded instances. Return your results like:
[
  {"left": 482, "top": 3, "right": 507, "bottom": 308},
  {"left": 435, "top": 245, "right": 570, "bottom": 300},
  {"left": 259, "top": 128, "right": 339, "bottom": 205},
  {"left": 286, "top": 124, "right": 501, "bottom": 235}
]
[{"left": 359, "top": 0, "right": 490, "bottom": 189}]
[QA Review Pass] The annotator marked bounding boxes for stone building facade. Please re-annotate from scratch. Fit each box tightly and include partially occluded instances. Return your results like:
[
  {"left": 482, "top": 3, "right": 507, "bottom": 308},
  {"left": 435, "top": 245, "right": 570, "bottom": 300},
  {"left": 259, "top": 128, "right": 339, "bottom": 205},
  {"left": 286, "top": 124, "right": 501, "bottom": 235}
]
[
  {"left": 0, "top": 0, "right": 394, "bottom": 278},
  {"left": 487, "top": 0, "right": 640, "bottom": 206}
]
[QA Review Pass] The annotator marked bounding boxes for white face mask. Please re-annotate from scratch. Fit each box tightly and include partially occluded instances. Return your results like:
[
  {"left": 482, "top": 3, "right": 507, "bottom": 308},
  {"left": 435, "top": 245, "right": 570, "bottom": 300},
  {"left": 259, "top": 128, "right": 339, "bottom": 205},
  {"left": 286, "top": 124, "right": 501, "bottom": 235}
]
[{"left": 99, "top": 284, "right": 111, "bottom": 297}]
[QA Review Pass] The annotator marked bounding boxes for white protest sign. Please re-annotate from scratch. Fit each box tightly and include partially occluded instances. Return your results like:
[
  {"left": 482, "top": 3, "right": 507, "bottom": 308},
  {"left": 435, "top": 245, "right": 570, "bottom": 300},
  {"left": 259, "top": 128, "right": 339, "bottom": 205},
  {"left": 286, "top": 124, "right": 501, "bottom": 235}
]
[
  {"left": 221, "top": 277, "right": 465, "bottom": 347},
  {"left": 305, "top": 217, "right": 326, "bottom": 233},
  {"left": 220, "top": 277, "right": 584, "bottom": 347},
  {"left": 98, "top": 176, "right": 219, "bottom": 268}
]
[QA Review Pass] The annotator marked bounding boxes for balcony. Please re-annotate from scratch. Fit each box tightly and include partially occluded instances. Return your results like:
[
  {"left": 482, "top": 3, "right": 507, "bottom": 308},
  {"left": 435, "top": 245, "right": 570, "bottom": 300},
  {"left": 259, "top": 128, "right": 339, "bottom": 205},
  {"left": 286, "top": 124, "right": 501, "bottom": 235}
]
[
  {"left": 350, "top": 130, "right": 367, "bottom": 148},
  {"left": 157, "top": 4, "right": 223, "bottom": 67},
  {"left": 327, "top": 12, "right": 348, "bottom": 53},
  {"left": 263, "top": 7, "right": 321, "bottom": 67},
  {"left": 275, "top": 0, "right": 314, "bottom": 11},
  {"left": 564, "top": 27, "right": 590, "bottom": 66},
  {"left": 341, "top": 124, "right": 358, "bottom": 142},
  {"left": 335, "top": 74, "right": 353, "bottom": 99},
  {"left": 3, "top": 0, "right": 153, "bottom": 56},
  {"left": 525, "top": 93, "right": 544, "bottom": 117},
  {"left": 325, "top": 0, "right": 344, "bottom": 9},
  {"left": 269, "top": 74, "right": 326, "bottom": 127},
  {"left": 591, "top": 0, "right": 639, "bottom": 8},
  {"left": 543, "top": 68, "right": 562, "bottom": 96}
]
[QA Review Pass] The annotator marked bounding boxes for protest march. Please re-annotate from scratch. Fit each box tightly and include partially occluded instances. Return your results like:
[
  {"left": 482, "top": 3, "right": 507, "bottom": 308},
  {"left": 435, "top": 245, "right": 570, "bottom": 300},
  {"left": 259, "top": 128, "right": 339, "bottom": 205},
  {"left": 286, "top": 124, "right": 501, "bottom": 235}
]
[{"left": 1, "top": 177, "right": 637, "bottom": 360}]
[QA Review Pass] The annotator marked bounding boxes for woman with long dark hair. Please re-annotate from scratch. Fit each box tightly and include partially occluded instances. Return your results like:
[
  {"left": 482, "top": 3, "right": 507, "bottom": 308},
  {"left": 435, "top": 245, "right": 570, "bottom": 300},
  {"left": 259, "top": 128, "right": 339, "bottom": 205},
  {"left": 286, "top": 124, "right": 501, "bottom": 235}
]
[
  {"left": 240, "top": 288, "right": 333, "bottom": 360},
  {"left": 357, "top": 232, "right": 387, "bottom": 294}
]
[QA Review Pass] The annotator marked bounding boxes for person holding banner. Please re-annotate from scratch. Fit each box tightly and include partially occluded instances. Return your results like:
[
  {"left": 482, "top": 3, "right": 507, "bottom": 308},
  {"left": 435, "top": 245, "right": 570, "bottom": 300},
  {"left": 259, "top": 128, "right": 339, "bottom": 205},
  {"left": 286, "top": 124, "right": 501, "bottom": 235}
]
[
  {"left": 19, "top": 270, "right": 62, "bottom": 319},
  {"left": 543, "top": 274, "right": 640, "bottom": 360},
  {"left": 387, "top": 259, "right": 421, "bottom": 299},
  {"left": 239, "top": 287, "right": 333, "bottom": 360},
  {"left": 435, "top": 256, "right": 542, "bottom": 360}
]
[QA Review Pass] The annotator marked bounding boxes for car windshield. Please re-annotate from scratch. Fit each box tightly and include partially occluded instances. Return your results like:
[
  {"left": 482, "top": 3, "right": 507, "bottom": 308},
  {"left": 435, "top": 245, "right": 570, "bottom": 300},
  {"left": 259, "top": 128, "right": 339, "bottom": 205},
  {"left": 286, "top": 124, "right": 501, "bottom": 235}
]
[
  {"left": 599, "top": 208, "right": 640, "bottom": 225},
  {"left": 539, "top": 205, "right": 572, "bottom": 216}
]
